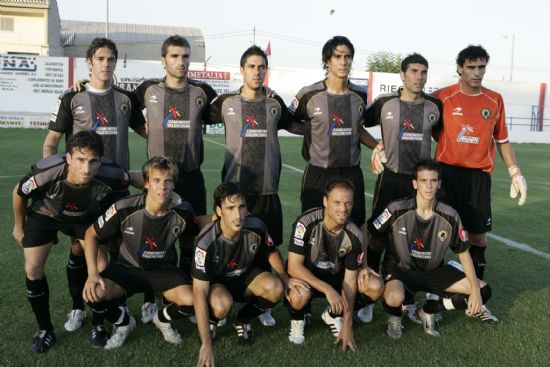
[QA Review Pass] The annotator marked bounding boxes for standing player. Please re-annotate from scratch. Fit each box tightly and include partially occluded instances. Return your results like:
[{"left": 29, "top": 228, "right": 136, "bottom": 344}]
[
  {"left": 286, "top": 179, "right": 383, "bottom": 350},
  {"left": 42, "top": 37, "right": 147, "bottom": 333},
  {"left": 135, "top": 35, "right": 217, "bottom": 218},
  {"left": 289, "top": 36, "right": 378, "bottom": 227},
  {"left": 209, "top": 45, "right": 301, "bottom": 326},
  {"left": 367, "top": 160, "right": 496, "bottom": 339},
  {"left": 360, "top": 53, "right": 443, "bottom": 322},
  {"left": 81, "top": 156, "right": 200, "bottom": 349},
  {"left": 192, "top": 183, "right": 308, "bottom": 367},
  {"left": 434, "top": 45, "right": 527, "bottom": 281},
  {"left": 12, "top": 131, "right": 129, "bottom": 353}
]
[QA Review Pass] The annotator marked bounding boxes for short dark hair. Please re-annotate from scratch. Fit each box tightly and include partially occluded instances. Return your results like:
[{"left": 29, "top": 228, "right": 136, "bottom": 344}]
[
  {"left": 456, "top": 45, "right": 490, "bottom": 66},
  {"left": 413, "top": 159, "right": 440, "bottom": 180},
  {"left": 401, "top": 53, "right": 428, "bottom": 72},
  {"left": 66, "top": 131, "right": 104, "bottom": 157},
  {"left": 322, "top": 36, "right": 354, "bottom": 71},
  {"left": 161, "top": 35, "right": 191, "bottom": 57},
  {"left": 240, "top": 45, "right": 268, "bottom": 68},
  {"left": 142, "top": 156, "right": 178, "bottom": 183},
  {"left": 324, "top": 178, "right": 355, "bottom": 198},
  {"left": 213, "top": 182, "right": 245, "bottom": 211},
  {"left": 86, "top": 38, "right": 118, "bottom": 60}
]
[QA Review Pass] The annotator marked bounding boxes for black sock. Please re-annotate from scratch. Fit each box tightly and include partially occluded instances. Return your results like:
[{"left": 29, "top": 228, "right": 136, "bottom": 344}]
[
  {"left": 66, "top": 252, "right": 87, "bottom": 310},
  {"left": 355, "top": 294, "right": 375, "bottom": 310},
  {"left": 89, "top": 301, "right": 125, "bottom": 325},
  {"left": 91, "top": 309, "right": 105, "bottom": 326},
  {"left": 26, "top": 277, "right": 53, "bottom": 331},
  {"left": 422, "top": 299, "right": 448, "bottom": 314},
  {"left": 469, "top": 246, "right": 486, "bottom": 280},
  {"left": 366, "top": 247, "right": 383, "bottom": 273},
  {"left": 480, "top": 284, "right": 492, "bottom": 304},
  {"left": 403, "top": 290, "right": 415, "bottom": 305},
  {"left": 143, "top": 290, "right": 155, "bottom": 304},
  {"left": 236, "top": 297, "right": 277, "bottom": 324},
  {"left": 382, "top": 300, "right": 403, "bottom": 317},
  {"left": 159, "top": 304, "right": 195, "bottom": 322}
]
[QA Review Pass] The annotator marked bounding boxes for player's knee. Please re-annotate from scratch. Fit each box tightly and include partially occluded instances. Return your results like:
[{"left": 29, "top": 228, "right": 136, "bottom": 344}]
[
  {"left": 172, "top": 287, "right": 194, "bottom": 306},
  {"left": 70, "top": 241, "right": 84, "bottom": 256},
  {"left": 288, "top": 287, "right": 311, "bottom": 310},
  {"left": 210, "top": 293, "right": 233, "bottom": 318},
  {"left": 384, "top": 289, "right": 405, "bottom": 307},
  {"left": 24, "top": 263, "right": 45, "bottom": 280},
  {"left": 363, "top": 276, "right": 384, "bottom": 301},
  {"left": 263, "top": 276, "right": 284, "bottom": 302}
]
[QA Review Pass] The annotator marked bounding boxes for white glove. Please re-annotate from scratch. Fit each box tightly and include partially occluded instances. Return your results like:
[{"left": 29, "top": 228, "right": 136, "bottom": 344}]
[
  {"left": 370, "top": 141, "right": 387, "bottom": 174},
  {"left": 508, "top": 165, "right": 527, "bottom": 206}
]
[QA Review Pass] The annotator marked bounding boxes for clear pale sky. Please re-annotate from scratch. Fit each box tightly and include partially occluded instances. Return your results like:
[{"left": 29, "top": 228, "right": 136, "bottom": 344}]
[{"left": 56, "top": 0, "right": 549, "bottom": 83}]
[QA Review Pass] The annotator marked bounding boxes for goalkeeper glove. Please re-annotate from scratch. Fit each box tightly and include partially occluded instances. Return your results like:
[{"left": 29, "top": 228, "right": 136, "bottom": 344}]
[
  {"left": 370, "top": 141, "right": 387, "bottom": 174},
  {"left": 508, "top": 165, "right": 527, "bottom": 206}
]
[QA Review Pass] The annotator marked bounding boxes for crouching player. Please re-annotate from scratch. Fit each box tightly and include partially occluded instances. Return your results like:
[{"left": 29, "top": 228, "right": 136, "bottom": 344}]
[
  {"left": 82, "top": 156, "right": 200, "bottom": 349},
  {"left": 367, "top": 159, "right": 497, "bottom": 339},
  {"left": 193, "top": 183, "right": 308, "bottom": 367},
  {"left": 286, "top": 179, "right": 384, "bottom": 351}
]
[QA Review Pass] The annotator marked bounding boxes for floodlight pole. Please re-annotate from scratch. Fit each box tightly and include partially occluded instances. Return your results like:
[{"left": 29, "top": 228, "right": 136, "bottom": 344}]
[
  {"left": 105, "top": 0, "right": 109, "bottom": 38},
  {"left": 503, "top": 34, "right": 515, "bottom": 81}
]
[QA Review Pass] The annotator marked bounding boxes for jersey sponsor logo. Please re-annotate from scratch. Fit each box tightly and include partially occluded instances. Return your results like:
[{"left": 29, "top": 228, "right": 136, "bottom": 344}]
[
  {"left": 373, "top": 208, "right": 392, "bottom": 230},
  {"left": 313, "top": 254, "right": 335, "bottom": 270},
  {"left": 148, "top": 95, "right": 158, "bottom": 104},
  {"left": 124, "top": 226, "right": 135, "bottom": 235},
  {"left": 327, "top": 114, "right": 351, "bottom": 136},
  {"left": 240, "top": 114, "right": 267, "bottom": 138},
  {"left": 139, "top": 236, "right": 166, "bottom": 259},
  {"left": 226, "top": 268, "right": 246, "bottom": 277},
  {"left": 93, "top": 112, "right": 109, "bottom": 128},
  {"left": 227, "top": 259, "right": 238, "bottom": 270},
  {"left": 62, "top": 202, "right": 86, "bottom": 217},
  {"left": 93, "top": 112, "right": 117, "bottom": 135},
  {"left": 384, "top": 112, "right": 394, "bottom": 120},
  {"left": 452, "top": 107, "right": 463, "bottom": 116},
  {"left": 456, "top": 124, "right": 480, "bottom": 144},
  {"left": 458, "top": 226, "right": 468, "bottom": 242},
  {"left": 397, "top": 119, "right": 422, "bottom": 141},
  {"left": 194, "top": 247, "right": 207, "bottom": 267},
  {"left": 313, "top": 107, "right": 323, "bottom": 116},
  {"left": 480, "top": 108, "right": 491, "bottom": 120},
  {"left": 294, "top": 222, "right": 306, "bottom": 239},
  {"left": 104, "top": 204, "right": 117, "bottom": 222},
  {"left": 408, "top": 237, "right": 431, "bottom": 259},
  {"left": 437, "top": 230, "right": 448, "bottom": 242},
  {"left": 163, "top": 106, "right": 191, "bottom": 129},
  {"left": 21, "top": 176, "right": 37, "bottom": 194}
]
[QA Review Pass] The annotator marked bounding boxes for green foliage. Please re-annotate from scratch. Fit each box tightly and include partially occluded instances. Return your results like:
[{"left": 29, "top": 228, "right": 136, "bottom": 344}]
[
  {"left": 1, "top": 129, "right": 549, "bottom": 366},
  {"left": 366, "top": 51, "right": 403, "bottom": 73}
]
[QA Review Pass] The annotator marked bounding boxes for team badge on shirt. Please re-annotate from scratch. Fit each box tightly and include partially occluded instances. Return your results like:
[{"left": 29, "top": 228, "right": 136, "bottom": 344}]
[
  {"left": 428, "top": 112, "right": 437, "bottom": 123},
  {"left": 437, "top": 230, "right": 448, "bottom": 242},
  {"left": 480, "top": 108, "right": 491, "bottom": 120},
  {"left": 21, "top": 176, "right": 37, "bottom": 194},
  {"left": 104, "top": 204, "right": 117, "bottom": 222},
  {"left": 294, "top": 222, "right": 306, "bottom": 239},
  {"left": 194, "top": 247, "right": 207, "bottom": 267}
]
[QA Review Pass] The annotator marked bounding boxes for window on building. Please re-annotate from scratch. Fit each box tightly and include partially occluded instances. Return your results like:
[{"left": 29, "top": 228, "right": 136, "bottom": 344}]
[{"left": 1, "top": 18, "right": 14, "bottom": 31}]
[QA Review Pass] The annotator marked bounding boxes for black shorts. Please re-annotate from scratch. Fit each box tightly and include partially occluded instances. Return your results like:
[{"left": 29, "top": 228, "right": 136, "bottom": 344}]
[
  {"left": 438, "top": 164, "right": 492, "bottom": 234},
  {"left": 245, "top": 193, "right": 283, "bottom": 246},
  {"left": 213, "top": 267, "right": 266, "bottom": 303},
  {"left": 101, "top": 262, "right": 191, "bottom": 297},
  {"left": 301, "top": 164, "right": 365, "bottom": 226},
  {"left": 370, "top": 170, "right": 415, "bottom": 222},
  {"left": 386, "top": 265, "right": 466, "bottom": 296},
  {"left": 175, "top": 169, "right": 207, "bottom": 215},
  {"left": 22, "top": 212, "right": 90, "bottom": 248}
]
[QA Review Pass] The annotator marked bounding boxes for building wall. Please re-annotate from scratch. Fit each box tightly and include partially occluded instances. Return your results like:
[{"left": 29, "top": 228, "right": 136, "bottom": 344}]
[{"left": 0, "top": 8, "right": 48, "bottom": 55}]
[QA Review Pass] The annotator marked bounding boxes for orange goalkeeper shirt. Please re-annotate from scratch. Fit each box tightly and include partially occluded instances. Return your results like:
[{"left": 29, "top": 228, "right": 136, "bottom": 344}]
[{"left": 433, "top": 81, "right": 508, "bottom": 173}]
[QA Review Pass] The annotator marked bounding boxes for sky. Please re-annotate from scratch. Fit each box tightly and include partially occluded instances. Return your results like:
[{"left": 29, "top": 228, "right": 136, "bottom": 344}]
[{"left": 55, "top": 0, "right": 549, "bottom": 84}]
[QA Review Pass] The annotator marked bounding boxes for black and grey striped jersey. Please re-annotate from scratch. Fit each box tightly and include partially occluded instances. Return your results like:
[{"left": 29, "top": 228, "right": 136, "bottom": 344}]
[
  {"left": 364, "top": 89, "right": 443, "bottom": 175},
  {"left": 49, "top": 86, "right": 145, "bottom": 170},
  {"left": 93, "top": 193, "right": 199, "bottom": 270},
  {"left": 191, "top": 216, "right": 275, "bottom": 281},
  {"left": 288, "top": 208, "right": 364, "bottom": 277},
  {"left": 135, "top": 79, "right": 217, "bottom": 172},
  {"left": 368, "top": 197, "right": 469, "bottom": 272},
  {"left": 17, "top": 154, "right": 129, "bottom": 223},
  {"left": 210, "top": 91, "right": 292, "bottom": 194},
  {"left": 289, "top": 80, "right": 367, "bottom": 168}
]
